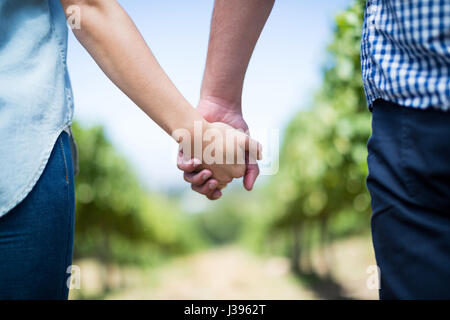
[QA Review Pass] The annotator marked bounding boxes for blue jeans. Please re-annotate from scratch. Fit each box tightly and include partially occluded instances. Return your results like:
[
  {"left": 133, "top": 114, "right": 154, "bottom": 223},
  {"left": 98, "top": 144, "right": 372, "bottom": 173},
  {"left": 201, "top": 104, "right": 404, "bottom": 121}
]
[
  {"left": 0, "top": 132, "right": 75, "bottom": 300},
  {"left": 367, "top": 100, "right": 450, "bottom": 299}
]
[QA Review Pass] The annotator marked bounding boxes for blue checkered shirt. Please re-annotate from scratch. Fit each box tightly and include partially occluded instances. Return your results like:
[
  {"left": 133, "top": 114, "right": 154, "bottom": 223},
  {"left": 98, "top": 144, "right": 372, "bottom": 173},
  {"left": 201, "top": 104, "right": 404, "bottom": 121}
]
[{"left": 361, "top": 0, "right": 450, "bottom": 110}]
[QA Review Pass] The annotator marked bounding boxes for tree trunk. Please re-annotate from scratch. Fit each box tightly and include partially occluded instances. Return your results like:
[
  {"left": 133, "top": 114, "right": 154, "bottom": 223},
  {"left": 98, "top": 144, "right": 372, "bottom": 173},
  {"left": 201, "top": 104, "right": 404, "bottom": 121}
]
[{"left": 290, "top": 224, "right": 302, "bottom": 275}]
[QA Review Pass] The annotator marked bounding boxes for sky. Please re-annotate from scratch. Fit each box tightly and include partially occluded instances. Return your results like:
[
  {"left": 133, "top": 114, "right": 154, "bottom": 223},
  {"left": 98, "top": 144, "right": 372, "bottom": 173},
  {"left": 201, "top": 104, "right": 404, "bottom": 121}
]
[{"left": 67, "top": 0, "right": 353, "bottom": 193}]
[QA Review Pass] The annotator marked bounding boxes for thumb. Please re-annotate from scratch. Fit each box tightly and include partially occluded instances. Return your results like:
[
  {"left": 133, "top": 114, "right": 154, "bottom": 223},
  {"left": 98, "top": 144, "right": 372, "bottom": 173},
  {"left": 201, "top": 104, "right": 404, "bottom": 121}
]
[{"left": 244, "top": 162, "right": 260, "bottom": 191}]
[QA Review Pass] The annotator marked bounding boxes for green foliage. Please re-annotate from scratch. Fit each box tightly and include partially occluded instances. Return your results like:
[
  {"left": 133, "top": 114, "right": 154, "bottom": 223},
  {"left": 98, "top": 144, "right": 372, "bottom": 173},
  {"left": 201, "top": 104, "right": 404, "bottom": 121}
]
[
  {"left": 266, "top": 0, "right": 370, "bottom": 270},
  {"left": 72, "top": 122, "right": 204, "bottom": 265}
]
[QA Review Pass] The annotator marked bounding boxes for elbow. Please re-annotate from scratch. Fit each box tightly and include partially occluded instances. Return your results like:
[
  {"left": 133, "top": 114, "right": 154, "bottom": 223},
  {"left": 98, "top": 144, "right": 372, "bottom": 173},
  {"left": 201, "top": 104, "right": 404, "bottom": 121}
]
[
  {"left": 60, "top": 0, "right": 107, "bottom": 12},
  {"left": 60, "top": 0, "right": 117, "bottom": 41}
]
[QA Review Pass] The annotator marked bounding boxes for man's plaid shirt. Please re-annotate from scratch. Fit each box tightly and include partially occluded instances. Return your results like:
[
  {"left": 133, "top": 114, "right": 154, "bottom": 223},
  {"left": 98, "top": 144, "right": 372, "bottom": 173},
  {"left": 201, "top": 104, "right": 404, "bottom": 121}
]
[{"left": 361, "top": 0, "right": 450, "bottom": 110}]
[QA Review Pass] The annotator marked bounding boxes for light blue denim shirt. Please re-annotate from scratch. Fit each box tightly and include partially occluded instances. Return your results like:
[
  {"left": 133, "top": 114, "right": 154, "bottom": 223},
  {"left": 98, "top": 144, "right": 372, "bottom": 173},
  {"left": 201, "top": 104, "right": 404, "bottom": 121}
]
[{"left": 0, "top": 0, "right": 74, "bottom": 217}]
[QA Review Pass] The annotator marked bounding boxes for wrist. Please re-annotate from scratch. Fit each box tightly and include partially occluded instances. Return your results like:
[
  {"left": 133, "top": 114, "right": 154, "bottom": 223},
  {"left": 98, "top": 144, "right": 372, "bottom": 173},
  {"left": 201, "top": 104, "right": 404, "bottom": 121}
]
[
  {"left": 199, "top": 95, "right": 242, "bottom": 115},
  {"left": 171, "top": 106, "right": 209, "bottom": 160},
  {"left": 170, "top": 102, "right": 204, "bottom": 137}
]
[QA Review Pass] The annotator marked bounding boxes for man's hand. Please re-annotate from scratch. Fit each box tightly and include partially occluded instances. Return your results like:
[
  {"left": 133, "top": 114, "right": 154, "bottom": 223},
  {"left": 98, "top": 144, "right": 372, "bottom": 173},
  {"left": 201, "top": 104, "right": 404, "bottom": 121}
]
[
  {"left": 177, "top": 98, "right": 260, "bottom": 200},
  {"left": 178, "top": 0, "right": 273, "bottom": 200}
]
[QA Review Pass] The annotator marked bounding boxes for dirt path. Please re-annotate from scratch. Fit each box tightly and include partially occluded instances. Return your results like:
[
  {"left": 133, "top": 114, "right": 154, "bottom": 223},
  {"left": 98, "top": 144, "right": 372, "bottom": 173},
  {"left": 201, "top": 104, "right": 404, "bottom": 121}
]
[
  {"left": 105, "top": 247, "right": 315, "bottom": 299},
  {"left": 71, "top": 237, "right": 378, "bottom": 300}
]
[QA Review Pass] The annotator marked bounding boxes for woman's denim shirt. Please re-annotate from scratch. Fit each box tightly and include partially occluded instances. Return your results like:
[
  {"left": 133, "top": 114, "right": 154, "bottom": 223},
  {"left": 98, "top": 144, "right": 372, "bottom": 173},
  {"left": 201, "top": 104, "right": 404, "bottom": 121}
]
[{"left": 0, "top": 0, "right": 74, "bottom": 217}]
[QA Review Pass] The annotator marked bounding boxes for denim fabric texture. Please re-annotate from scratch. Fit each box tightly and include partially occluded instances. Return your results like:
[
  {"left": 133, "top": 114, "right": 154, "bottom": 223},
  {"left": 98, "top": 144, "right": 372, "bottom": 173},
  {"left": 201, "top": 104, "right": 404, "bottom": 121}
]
[{"left": 0, "top": 132, "right": 75, "bottom": 300}]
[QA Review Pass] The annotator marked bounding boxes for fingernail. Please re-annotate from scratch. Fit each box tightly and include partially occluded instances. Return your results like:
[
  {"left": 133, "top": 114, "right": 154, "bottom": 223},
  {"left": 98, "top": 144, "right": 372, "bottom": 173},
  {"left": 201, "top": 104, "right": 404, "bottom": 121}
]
[
  {"left": 202, "top": 173, "right": 208, "bottom": 180},
  {"left": 213, "top": 191, "right": 222, "bottom": 199},
  {"left": 208, "top": 182, "right": 216, "bottom": 190}
]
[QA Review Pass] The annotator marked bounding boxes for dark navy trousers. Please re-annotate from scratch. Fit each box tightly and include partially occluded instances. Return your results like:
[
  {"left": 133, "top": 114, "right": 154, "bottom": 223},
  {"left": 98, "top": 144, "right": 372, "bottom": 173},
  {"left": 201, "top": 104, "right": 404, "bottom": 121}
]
[
  {"left": 367, "top": 99, "right": 450, "bottom": 299},
  {"left": 0, "top": 132, "right": 75, "bottom": 299}
]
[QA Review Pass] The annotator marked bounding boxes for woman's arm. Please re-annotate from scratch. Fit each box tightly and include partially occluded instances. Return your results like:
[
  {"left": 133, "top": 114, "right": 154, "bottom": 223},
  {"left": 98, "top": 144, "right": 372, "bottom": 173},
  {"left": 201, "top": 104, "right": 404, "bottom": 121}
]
[{"left": 60, "top": 0, "right": 203, "bottom": 137}]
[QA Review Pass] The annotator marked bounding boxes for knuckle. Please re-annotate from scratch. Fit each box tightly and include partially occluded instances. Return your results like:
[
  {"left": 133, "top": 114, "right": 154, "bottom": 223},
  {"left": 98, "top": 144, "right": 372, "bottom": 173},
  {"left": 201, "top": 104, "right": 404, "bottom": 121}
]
[
  {"left": 194, "top": 173, "right": 205, "bottom": 184},
  {"left": 218, "top": 183, "right": 228, "bottom": 190}
]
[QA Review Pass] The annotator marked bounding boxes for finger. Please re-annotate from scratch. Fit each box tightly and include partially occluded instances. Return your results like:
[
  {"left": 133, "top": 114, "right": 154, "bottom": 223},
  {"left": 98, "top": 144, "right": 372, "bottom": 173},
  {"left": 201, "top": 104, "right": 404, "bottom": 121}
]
[
  {"left": 199, "top": 189, "right": 222, "bottom": 201},
  {"left": 211, "top": 189, "right": 223, "bottom": 200},
  {"left": 177, "top": 159, "right": 201, "bottom": 172},
  {"left": 177, "top": 149, "right": 202, "bottom": 172},
  {"left": 243, "top": 150, "right": 260, "bottom": 191},
  {"left": 184, "top": 169, "right": 212, "bottom": 186},
  {"left": 191, "top": 179, "right": 220, "bottom": 198},
  {"left": 244, "top": 163, "right": 260, "bottom": 191}
]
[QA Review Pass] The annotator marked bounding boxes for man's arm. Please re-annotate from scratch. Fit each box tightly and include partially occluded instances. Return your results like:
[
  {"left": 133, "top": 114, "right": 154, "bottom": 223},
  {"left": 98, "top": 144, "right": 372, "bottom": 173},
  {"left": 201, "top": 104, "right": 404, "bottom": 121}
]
[
  {"left": 201, "top": 0, "right": 275, "bottom": 109},
  {"left": 180, "top": 0, "right": 274, "bottom": 199}
]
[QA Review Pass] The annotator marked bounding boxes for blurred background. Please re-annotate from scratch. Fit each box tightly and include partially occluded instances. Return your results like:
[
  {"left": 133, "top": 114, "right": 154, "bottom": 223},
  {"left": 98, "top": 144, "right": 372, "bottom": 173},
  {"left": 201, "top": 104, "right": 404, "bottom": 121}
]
[{"left": 68, "top": 0, "right": 377, "bottom": 300}]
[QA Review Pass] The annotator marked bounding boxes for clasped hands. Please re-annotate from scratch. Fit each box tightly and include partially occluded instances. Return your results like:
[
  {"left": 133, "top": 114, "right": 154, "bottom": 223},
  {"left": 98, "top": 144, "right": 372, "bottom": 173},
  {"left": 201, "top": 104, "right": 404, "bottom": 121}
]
[{"left": 177, "top": 98, "right": 261, "bottom": 200}]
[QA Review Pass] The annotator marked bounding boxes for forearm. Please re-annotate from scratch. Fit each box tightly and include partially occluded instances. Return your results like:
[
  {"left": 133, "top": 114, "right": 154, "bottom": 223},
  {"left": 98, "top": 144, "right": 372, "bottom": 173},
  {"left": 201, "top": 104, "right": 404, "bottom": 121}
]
[
  {"left": 61, "top": 0, "right": 203, "bottom": 137},
  {"left": 201, "top": 0, "right": 274, "bottom": 110}
]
